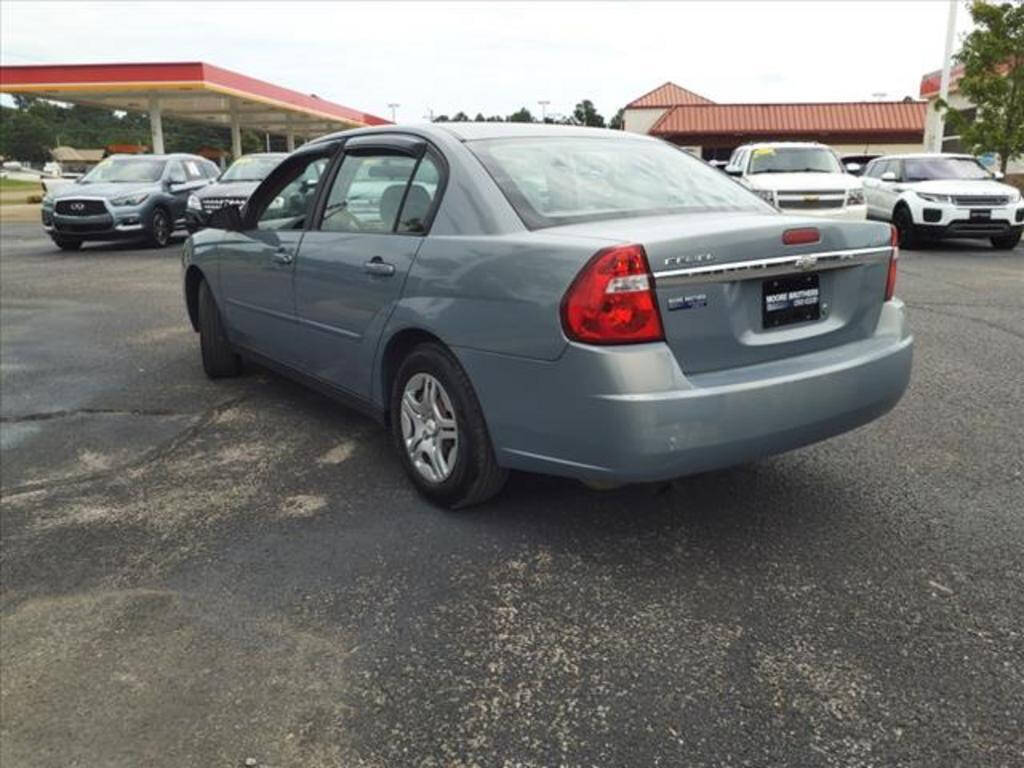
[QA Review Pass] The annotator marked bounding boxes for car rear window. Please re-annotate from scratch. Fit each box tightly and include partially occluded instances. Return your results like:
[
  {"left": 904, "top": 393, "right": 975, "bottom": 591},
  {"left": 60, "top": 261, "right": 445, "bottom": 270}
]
[{"left": 467, "top": 136, "right": 768, "bottom": 229}]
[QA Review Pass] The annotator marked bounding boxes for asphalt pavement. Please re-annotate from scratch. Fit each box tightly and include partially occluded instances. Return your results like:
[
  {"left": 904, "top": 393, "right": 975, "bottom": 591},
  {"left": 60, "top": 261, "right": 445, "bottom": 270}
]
[{"left": 1, "top": 221, "right": 1022, "bottom": 767}]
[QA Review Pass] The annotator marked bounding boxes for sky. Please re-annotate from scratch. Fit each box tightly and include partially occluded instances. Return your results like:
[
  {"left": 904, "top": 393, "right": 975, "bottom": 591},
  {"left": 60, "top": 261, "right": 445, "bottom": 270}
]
[{"left": 1, "top": 1, "right": 975, "bottom": 123}]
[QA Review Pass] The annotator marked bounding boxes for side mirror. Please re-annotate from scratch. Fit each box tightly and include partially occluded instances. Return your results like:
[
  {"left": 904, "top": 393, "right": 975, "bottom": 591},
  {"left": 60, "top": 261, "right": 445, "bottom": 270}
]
[
  {"left": 844, "top": 162, "right": 862, "bottom": 174},
  {"left": 993, "top": 170, "right": 1005, "bottom": 180},
  {"left": 209, "top": 203, "right": 244, "bottom": 231},
  {"left": 724, "top": 165, "right": 742, "bottom": 177},
  {"left": 880, "top": 171, "right": 897, "bottom": 182}
]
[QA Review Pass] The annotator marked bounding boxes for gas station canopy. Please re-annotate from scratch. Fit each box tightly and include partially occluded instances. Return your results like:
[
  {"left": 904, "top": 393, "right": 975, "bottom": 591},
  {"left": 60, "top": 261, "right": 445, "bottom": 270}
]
[{"left": 0, "top": 61, "right": 390, "bottom": 156}]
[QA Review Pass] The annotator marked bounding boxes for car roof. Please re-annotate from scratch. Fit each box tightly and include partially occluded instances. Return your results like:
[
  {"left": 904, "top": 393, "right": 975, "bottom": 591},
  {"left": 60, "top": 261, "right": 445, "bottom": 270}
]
[
  {"left": 873, "top": 153, "right": 974, "bottom": 161},
  {"left": 312, "top": 121, "right": 656, "bottom": 145},
  {"left": 103, "top": 153, "right": 207, "bottom": 160},
  {"left": 236, "top": 152, "right": 287, "bottom": 159},
  {"left": 736, "top": 141, "right": 830, "bottom": 150}
]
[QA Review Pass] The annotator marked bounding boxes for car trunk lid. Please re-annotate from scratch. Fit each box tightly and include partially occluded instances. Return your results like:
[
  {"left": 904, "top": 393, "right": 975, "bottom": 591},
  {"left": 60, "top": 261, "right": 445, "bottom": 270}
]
[{"left": 550, "top": 212, "right": 894, "bottom": 374}]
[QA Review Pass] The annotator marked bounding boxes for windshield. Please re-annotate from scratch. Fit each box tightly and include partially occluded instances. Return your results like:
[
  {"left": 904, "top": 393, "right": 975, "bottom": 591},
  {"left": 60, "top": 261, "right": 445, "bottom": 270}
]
[
  {"left": 903, "top": 157, "right": 993, "bottom": 182},
  {"left": 81, "top": 157, "right": 166, "bottom": 184},
  {"left": 469, "top": 137, "right": 768, "bottom": 229},
  {"left": 220, "top": 155, "right": 283, "bottom": 182},
  {"left": 748, "top": 147, "right": 842, "bottom": 174}
]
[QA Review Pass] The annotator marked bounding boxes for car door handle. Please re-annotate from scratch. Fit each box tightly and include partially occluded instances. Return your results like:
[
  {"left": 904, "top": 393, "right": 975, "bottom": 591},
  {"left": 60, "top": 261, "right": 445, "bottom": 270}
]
[
  {"left": 273, "top": 246, "right": 294, "bottom": 265},
  {"left": 363, "top": 257, "right": 395, "bottom": 277}
]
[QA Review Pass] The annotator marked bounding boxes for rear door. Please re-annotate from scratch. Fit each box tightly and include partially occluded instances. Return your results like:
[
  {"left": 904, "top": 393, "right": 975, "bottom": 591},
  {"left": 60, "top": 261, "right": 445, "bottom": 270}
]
[
  {"left": 292, "top": 135, "right": 445, "bottom": 397},
  {"left": 217, "top": 142, "right": 338, "bottom": 365}
]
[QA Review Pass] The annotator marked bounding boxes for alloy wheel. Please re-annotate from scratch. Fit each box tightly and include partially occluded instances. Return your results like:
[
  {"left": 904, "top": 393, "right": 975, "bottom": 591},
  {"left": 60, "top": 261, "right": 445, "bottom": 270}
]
[
  {"left": 400, "top": 373, "right": 459, "bottom": 482},
  {"left": 152, "top": 210, "right": 170, "bottom": 246}
]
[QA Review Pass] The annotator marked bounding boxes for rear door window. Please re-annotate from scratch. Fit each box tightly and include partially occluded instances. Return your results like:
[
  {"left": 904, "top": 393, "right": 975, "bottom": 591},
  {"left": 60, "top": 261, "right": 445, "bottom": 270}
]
[{"left": 320, "top": 154, "right": 418, "bottom": 233}]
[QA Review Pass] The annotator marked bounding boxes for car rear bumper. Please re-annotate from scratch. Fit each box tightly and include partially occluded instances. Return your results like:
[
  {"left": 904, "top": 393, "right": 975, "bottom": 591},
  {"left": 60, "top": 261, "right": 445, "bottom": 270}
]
[{"left": 456, "top": 300, "right": 912, "bottom": 483}]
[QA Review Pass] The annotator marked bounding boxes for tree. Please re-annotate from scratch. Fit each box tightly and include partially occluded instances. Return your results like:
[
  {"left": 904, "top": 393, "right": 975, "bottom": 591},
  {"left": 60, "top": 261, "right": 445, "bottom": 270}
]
[
  {"left": 609, "top": 108, "right": 625, "bottom": 130},
  {"left": 507, "top": 107, "right": 534, "bottom": 123},
  {"left": 936, "top": 1, "right": 1024, "bottom": 173},
  {"left": 474, "top": 113, "right": 486, "bottom": 122},
  {"left": 573, "top": 99, "right": 605, "bottom": 128},
  {"left": 432, "top": 114, "right": 450, "bottom": 123},
  {"left": 451, "top": 111, "right": 470, "bottom": 122},
  {"left": 0, "top": 107, "right": 55, "bottom": 162}
]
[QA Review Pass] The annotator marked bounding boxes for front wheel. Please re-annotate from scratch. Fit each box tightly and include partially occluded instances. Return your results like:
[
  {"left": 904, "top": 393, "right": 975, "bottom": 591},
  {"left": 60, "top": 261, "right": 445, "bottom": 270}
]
[
  {"left": 893, "top": 207, "right": 919, "bottom": 249},
  {"left": 991, "top": 230, "right": 1022, "bottom": 250},
  {"left": 148, "top": 207, "right": 172, "bottom": 248},
  {"left": 390, "top": 343, "right": 507, "bottom": 508}
]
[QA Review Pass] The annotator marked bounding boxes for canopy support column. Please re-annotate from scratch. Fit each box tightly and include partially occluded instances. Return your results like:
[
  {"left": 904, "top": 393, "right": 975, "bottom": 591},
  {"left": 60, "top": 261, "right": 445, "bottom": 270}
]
[
  {"left": 230, "top": 101, "right": 242, "bottom": 160},
  {"left": 286, "top": 131, "right": 295, "bottom": 152},
  {"left": 148, "top": 97, "right": 164, "bottom": 155}
]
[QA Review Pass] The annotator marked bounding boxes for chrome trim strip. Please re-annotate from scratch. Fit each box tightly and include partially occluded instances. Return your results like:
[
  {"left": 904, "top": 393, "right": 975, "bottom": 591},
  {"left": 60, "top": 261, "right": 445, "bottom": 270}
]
[{"left": 652, "top": 246, "right": 891, "bottom": 285}]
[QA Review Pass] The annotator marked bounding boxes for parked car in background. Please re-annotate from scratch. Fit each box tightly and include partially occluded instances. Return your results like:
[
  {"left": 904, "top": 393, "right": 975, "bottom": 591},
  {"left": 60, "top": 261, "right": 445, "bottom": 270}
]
[
  {"left": 41, "top": 154, "right": 217, "bottom": 250},
  {"left": 725, "top": 142, "right": 866, "bottom": 220},
  {"left": 183, "top": 124, "right": 911, "bottom": 508},
  {"left": 185, "top": 152, "right": 286, "bottom": 232},
  {"left": 841, "top": 154, "right": 880, "bottom": 176},
  {"left": 862, "top": 153, "right": 1023, "bottom": 249}
]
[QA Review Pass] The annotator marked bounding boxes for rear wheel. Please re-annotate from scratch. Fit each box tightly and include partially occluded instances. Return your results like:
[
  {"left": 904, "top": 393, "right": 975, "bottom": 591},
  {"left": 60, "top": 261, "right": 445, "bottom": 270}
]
[
  {"left": 893, "top": 206, "right": 919, "bottom": 249},
  {"left": 390, "top": 343, "right": 507, "bottom": 508},
  {"left": 148, "top": 207, "right": 172, "bottom": 248},
  {"left": 991, "top": 230, "right": 1022, "bottom": 250},
  {"left": 52, "top": 236, "right": 82, "bottom": 251},
  {"left": 197, "top": 280, "right": 241, "bottom": 378}
]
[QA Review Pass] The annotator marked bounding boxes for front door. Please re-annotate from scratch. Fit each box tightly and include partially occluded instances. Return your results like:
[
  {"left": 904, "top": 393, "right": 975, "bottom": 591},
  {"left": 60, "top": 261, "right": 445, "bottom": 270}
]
[
  {"left": 218, "top": 146, "right": 336, "bottom": 365},
  {"left": 293, "top": 136, "right": 444, "bottom": 397}
]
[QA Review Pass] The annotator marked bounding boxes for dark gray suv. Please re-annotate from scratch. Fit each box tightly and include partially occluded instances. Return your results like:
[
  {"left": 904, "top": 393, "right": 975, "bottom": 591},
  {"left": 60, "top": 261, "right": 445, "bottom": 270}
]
[{"left": 41, "top": 153, "right": 218, "bottom": 250}]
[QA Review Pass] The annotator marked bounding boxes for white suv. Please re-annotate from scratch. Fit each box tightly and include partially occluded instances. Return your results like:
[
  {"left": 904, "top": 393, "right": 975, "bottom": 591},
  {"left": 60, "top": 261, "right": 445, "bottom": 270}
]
[
  {"left": 862, "top": 153, "right": 1023, "bottom": 250},
  {"left": 725, "top": 142, "right": 866, "bottom": 220}
]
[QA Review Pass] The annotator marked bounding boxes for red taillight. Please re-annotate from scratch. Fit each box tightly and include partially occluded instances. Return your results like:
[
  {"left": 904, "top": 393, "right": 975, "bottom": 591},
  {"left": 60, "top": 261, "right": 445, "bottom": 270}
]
[
  {"left": 782, "top": 227, "right": 821, "bottom": 245},
  {"left": 885, "top": 225, "right": 899, "bottom": 301},
  {"left": 561, "top": 244, "right": 664, "bottom": 344}
]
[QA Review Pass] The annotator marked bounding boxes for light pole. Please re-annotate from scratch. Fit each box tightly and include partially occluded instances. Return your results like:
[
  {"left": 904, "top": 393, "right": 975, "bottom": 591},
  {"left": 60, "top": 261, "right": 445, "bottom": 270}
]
[
  {"left": 934, "top": 0, "right": 958, "bottom": 152},
  {"left": 423, "top": 108, "right": 434, "bottom": 122},
  {"left": 387, "top": 103, "right": 400, "bottom": 123},
  {"left": 538, "top": 100, "right": 550, "bottom": 122}
]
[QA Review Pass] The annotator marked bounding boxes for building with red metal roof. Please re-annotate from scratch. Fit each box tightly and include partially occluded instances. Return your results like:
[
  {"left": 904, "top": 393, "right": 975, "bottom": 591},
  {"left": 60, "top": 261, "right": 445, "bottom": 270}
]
[{"left": 623, "top": 81, "right": 926, "bottom": 161}]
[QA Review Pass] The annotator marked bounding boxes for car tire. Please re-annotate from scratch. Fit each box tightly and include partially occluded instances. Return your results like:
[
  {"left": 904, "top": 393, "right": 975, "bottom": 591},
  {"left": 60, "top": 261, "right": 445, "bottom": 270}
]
[
  {"left": 52, "top": 236, "right": 82, "bottom": 251},
  {"left": 148, "top": 207, "right": 172, "bottom": 248},
  {"left": 197, "top": 279, "right": 241, "bottom": 378},
  {"left": 893, "top": 206, "right": 919, "bottom": 249},
  {"left": 390, "top": 342, "right": 508, "bottom": 509},
  {"left": 991, "top": 230, "right": 1022, "bottom": 250}
]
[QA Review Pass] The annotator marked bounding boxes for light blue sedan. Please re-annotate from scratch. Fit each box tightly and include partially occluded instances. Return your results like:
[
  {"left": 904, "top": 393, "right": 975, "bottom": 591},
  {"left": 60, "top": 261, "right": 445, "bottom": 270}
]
[{"left": 182, "top": 124, "right": 912, "bottom": 507}]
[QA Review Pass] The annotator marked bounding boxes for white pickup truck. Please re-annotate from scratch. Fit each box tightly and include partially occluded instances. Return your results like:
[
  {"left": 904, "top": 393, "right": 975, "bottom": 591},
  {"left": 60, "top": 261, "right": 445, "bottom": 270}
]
[
  {"left": 861, "top": 153, "right": 1022, "bottom": 250},
  {"left": 724, "top": 142, "right": 866, "bottom": 220}
]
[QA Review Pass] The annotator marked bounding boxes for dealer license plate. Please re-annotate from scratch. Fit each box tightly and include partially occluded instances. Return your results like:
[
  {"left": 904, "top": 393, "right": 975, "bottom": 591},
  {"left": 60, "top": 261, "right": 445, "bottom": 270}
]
[{"left": 763, "top": 274, "right": 821, "bottom": 328}]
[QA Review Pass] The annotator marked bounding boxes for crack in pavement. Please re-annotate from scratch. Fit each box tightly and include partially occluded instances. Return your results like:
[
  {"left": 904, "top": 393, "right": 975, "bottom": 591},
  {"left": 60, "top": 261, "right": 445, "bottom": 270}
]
[
  {"left": 1, "top": 408, "right": 189, "bottom": 424},
  {"left": 0, "top": 395, "right": 249, "bottom": 498},
  {"left": 905, "top": 302, "right": 1024, "bottom": 341}
]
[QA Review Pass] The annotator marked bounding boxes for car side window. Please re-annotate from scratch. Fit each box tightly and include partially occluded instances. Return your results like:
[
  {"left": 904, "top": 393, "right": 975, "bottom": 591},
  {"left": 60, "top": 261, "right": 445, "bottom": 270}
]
[
  {"left": 184, "top": 159, "right": 205, "bottom": 182},
  {"left": 320, "top": 153, "right": 418, "bottom": 233},
  {"left": 255, "top": 156, "right": 329, "bottom": 231},
  {"left": 167, "top": 160, "right": 187, "bottom": 184},
  {"left": 396, "top": 155, "right": 441, "bottom": 234}
]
